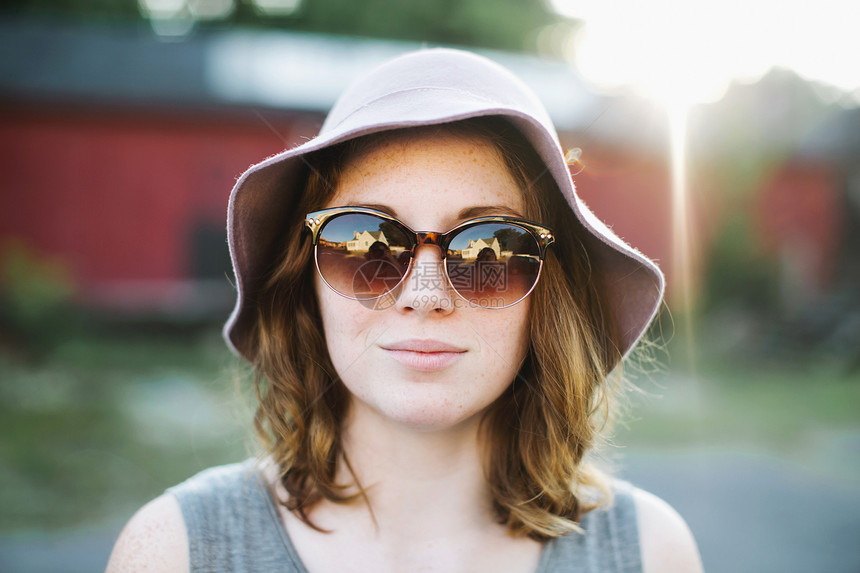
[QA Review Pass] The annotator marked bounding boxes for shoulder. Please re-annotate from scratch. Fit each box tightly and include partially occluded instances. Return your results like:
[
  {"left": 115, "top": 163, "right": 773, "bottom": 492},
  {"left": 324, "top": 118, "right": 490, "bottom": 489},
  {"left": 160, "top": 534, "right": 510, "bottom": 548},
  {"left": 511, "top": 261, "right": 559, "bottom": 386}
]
[
  {"left": 106, "top": 460, "right": 264, "bottom": 573},
  {"left": 106, "top": 493, "right": 189, "bottom": 573},
  {"left": 632, "top": 487, "right": 704, "bottom": 573}
]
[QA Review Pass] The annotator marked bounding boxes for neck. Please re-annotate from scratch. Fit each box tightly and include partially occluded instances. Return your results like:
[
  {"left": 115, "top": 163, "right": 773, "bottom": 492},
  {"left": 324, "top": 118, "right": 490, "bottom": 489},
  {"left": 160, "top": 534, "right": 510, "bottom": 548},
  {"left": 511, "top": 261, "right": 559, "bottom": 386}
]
[{"left": 333, "top": 400, "right": 497, "bottom": 536}]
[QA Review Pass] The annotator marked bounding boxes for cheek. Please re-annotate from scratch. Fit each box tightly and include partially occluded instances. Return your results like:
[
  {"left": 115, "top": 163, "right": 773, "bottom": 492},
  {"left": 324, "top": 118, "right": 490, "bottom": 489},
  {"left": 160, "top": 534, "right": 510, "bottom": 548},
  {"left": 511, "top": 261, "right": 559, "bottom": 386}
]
[
  {"left": 487, "top": 302, "right": 531, "bottom": 359},
  {"left": 317, "top": 280, "right": 357, "bottom": 352},
  {"left": 315, "top": 276, "right": 379, "bottom": 377},
  {"left": 468, "top": 302, "right": 532, "bottom": 394}
]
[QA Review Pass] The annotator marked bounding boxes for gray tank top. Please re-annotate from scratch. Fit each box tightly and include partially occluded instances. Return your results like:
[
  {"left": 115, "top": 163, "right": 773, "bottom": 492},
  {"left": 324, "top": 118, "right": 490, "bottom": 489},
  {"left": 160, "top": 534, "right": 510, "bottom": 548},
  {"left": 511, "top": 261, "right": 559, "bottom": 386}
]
[{"left": 167, "top": 459, "right": 642, "bottom": 573}]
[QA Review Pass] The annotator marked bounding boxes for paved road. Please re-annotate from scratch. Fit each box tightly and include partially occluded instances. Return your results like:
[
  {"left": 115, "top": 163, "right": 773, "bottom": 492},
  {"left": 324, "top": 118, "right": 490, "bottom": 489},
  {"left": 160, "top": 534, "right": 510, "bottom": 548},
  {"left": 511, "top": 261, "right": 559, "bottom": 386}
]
[
  {"left": 2, "top": 448, "right": 859, "bottom": 573},
  {"left": 620, "top": 447, "right": 860, "bottom": 573}
]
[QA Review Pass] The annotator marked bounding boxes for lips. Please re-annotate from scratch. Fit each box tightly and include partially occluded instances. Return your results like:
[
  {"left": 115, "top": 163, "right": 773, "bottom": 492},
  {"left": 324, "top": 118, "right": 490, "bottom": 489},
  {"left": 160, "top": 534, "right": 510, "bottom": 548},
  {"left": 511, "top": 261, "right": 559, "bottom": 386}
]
[
  {"left": 380, "top": 338, "right": 467, "bottom": 371},
  {"left": 382, "top": 339, "right": 467, "bottom": 353}
]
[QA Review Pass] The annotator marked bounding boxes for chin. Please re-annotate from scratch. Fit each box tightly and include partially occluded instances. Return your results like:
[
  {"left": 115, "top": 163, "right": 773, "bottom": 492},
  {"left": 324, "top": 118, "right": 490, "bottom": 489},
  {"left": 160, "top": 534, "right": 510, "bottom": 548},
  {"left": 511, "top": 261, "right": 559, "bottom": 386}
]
[
  {"left": 355, "top": 388, "right": 490, "bottom": 433},
  {"left": 390, "top": 409, "right": 481, "bottom": 432}
]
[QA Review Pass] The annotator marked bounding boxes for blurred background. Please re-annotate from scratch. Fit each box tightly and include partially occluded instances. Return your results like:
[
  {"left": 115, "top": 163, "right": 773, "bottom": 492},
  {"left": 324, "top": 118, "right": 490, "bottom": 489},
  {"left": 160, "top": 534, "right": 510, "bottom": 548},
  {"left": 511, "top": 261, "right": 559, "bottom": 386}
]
[{"left": 1, "top": 0, "right": 858, "bottom": 571}]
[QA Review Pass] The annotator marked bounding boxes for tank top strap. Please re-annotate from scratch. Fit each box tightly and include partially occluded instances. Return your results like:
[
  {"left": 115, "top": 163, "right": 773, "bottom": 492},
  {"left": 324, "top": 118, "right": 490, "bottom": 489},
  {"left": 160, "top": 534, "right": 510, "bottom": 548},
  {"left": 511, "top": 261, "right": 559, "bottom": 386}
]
[
  {"left": 166, "top": 459, "right": 307, "bottom": 573},
  {"left": 537, "top": 479, "right": 643, "bottom": 573}
]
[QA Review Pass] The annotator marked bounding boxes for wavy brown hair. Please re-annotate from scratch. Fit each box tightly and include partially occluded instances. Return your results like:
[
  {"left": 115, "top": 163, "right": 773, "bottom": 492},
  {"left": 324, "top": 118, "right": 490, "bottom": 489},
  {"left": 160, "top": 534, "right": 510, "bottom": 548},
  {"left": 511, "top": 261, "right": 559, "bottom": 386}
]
[{"left": 251, "top": 117, "right": 623, "bottom": 541}]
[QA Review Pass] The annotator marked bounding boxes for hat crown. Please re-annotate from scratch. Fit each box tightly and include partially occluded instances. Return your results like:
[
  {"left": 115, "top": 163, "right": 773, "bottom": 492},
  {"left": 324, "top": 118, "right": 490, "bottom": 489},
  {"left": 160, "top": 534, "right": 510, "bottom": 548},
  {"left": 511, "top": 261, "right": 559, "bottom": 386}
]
[{"left": 321, "top": 48, "right": 558, "bottom": 143}]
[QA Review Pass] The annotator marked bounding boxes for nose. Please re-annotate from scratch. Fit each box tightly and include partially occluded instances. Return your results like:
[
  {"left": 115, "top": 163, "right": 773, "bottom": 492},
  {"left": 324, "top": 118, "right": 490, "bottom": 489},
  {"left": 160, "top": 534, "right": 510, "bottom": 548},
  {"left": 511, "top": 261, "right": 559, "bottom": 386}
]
[{"left": 394, "top": 244, "right": 455, "bottom": 315}]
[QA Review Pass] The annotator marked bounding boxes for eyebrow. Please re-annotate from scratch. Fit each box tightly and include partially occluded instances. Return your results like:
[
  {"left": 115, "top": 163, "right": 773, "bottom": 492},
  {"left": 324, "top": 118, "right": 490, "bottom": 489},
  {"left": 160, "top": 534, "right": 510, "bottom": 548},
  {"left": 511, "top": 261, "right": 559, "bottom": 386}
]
[
  {"left": 457, "top": 205, "right": 525, "bottom": 219},
  {"left": 349, "top": 202, "right": 398, "bottom": 217},
  {"left": 347, "top": 203, "right": 525, "bottom": 220}
]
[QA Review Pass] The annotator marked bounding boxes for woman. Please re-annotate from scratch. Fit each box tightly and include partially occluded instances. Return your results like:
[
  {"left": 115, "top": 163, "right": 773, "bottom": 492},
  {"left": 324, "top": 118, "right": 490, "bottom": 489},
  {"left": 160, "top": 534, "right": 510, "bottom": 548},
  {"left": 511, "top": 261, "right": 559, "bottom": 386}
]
[{"left": 107, "top": 49, "right": 703, "bottom": 572}]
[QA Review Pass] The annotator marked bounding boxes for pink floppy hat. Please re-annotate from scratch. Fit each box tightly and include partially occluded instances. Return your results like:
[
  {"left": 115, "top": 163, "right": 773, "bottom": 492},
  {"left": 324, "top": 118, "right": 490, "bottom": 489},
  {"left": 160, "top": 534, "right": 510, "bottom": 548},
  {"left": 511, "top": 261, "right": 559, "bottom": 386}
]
[{"left": 223, "top": 48, "right": 664, "bottom": 365}]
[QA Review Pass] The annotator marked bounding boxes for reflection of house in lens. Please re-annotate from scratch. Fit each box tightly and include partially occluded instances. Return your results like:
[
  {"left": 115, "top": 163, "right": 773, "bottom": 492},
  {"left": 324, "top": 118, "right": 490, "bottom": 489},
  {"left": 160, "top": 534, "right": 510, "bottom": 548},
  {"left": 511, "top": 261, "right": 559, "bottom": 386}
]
[
  {"left": 347, "top": 230, "right": 387, "bottom": 252},
  {"left": 458, "top": 237, "right": 501, "bottom": 260}
]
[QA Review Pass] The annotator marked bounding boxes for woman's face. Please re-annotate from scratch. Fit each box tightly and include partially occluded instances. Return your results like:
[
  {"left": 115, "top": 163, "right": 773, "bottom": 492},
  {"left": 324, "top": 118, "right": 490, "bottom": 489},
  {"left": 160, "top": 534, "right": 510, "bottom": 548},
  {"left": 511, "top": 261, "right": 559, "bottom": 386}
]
[{"left": 315, "top": 131, "right": 532, "bottom": 431}]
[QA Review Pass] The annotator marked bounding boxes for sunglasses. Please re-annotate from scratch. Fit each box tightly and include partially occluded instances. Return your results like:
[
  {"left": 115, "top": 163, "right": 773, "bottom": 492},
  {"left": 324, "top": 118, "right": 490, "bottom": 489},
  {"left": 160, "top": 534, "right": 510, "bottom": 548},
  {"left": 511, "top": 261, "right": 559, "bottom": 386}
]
[{"left": 304, "top": 206, "right": 555, "bottom": 309}]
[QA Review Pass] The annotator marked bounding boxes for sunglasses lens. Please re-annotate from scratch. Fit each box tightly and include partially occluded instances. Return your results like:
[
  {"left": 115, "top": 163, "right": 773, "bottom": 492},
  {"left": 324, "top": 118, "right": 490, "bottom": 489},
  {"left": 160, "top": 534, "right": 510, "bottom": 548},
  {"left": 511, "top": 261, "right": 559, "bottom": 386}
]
[
  {"left": 316, "top": 213, "right": 412, "bottom": 299},
  {"left": 445, "top": 222, "right": 542, "bottom": 308}
]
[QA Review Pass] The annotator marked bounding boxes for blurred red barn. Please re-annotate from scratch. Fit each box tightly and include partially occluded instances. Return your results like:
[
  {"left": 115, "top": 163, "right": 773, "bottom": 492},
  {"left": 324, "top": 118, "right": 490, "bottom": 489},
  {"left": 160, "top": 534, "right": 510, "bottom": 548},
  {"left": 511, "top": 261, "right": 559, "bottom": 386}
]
[
  {"left": 756, "top": 163, "right": 842, "bottom": 297},
  {"left": 1, "top": 105, "right": 318, "bottom": 310}
]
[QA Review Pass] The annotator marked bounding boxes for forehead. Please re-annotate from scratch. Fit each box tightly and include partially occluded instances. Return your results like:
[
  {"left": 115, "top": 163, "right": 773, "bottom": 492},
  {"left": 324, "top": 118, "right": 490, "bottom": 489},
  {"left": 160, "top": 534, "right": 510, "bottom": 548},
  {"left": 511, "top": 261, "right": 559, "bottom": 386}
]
[{"left": 327, "top": 130, "right": 525, "bottom": 226}]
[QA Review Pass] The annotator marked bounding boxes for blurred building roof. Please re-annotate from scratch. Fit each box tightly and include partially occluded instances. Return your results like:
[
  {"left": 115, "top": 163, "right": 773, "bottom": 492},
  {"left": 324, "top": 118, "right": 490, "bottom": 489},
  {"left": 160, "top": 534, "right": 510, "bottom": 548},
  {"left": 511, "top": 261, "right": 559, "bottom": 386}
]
[
  {"left": 1, "top": 18, "right": 216, "bottom": 108},
  {"left": 0, "top": 17, "right": 600, "bottom": 130}
]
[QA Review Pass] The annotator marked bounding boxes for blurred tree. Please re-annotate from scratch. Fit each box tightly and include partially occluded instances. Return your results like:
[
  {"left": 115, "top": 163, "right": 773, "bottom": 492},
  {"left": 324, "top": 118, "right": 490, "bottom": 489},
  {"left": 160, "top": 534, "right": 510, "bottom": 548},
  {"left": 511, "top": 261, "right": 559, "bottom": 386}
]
[
  {"left": 3, "top": 0, "right": 558, "bottom": 52},
  {"left": 492, "top": 226, "right": 521, "bottom": 251},
  {"left": 0, "top": 240, "right": 77, "bottom": 358},
  {"left": 4, "top": 0, "right": 139, "bottom": 20}
]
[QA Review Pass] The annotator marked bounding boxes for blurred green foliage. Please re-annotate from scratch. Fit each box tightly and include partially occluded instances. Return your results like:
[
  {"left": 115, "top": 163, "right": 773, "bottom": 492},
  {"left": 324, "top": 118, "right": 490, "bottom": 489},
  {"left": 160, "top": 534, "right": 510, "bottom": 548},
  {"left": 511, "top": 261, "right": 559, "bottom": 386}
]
[
  {"left": 0, "top": 324, "right": 253, "bottom": 532},
  {"left": 1, "top": 240, "right": 74, "bottom": 322},
  {"left": 0, "top": 240, "right": 78, "bottom": 357},
  {"left": 700, "top": 213, "right": 780, "bottom": 315}
]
